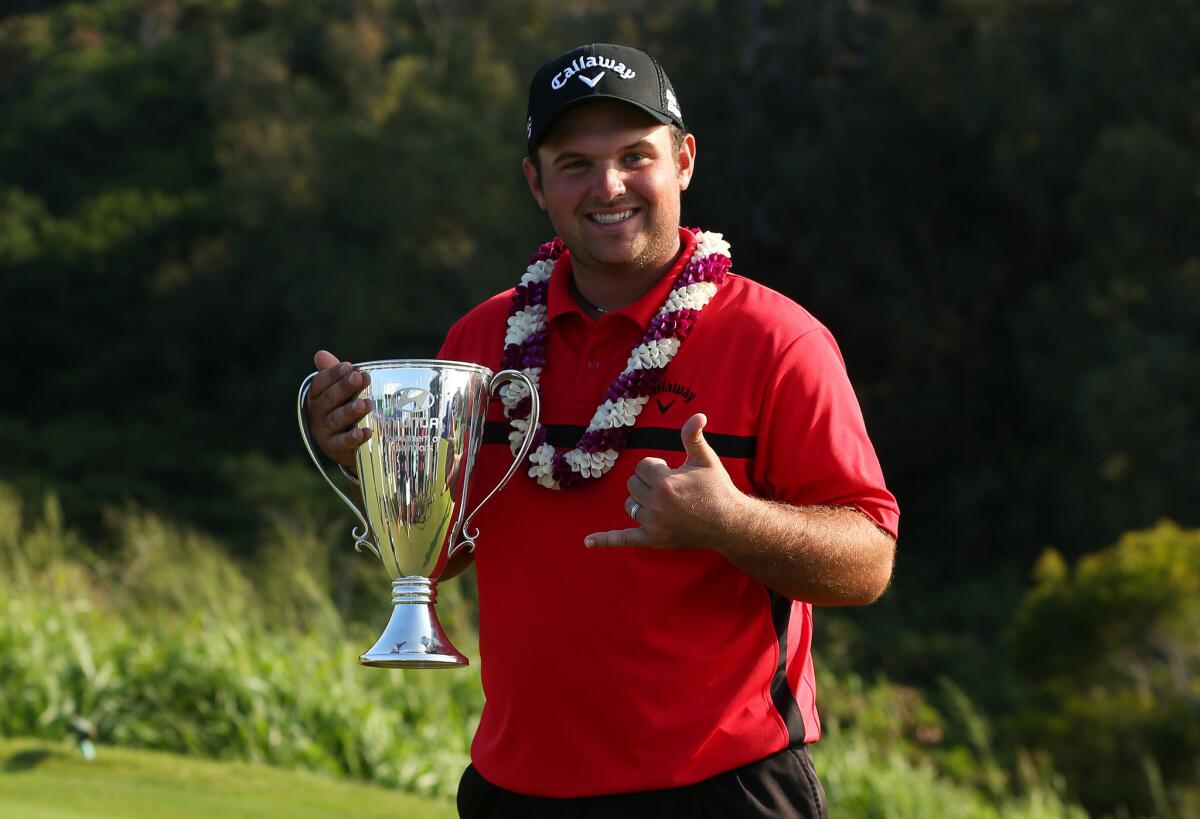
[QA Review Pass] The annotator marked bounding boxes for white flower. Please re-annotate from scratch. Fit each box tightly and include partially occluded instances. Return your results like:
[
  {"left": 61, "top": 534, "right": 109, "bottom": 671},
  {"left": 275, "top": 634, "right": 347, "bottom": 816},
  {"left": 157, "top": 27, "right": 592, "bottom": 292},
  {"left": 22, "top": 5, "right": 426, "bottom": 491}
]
[
  {"left": 589, "top": 401, "right": 619, "bottom": 428},
  {"left": 564, "top": 448, "right": 622, "bottom": 479},
  {"left": 504, "top": 305, "right": 547, "bottom": 346},
  {"left": 693, "top": 231, "right": 730, "bottom": 259},
  {"left": 564, "top": 449, "right": 590, "bottom": 477},
  {"left": 525, "top": 443, "right": 560, "bottom": 488},
  {"left": 520, "top": 259, "right": 554, "bottom": 285},
  {"left": 663, "top": 281, "right": 718, "bottom": 313},
  {"left": 627, "top": 337, "right": 681, "bottom": 370},
  {"left": 501, "top": 378, "right": 531, "bottom": 405},
  {"left": 527, "top": 443, "right": 555, "bottom": 469},
  {"left": 500, "top": 369, "right": 541, "bottom": 416},
  {"left": 589, "top": 396, "right": 649, "bottom": 428}
]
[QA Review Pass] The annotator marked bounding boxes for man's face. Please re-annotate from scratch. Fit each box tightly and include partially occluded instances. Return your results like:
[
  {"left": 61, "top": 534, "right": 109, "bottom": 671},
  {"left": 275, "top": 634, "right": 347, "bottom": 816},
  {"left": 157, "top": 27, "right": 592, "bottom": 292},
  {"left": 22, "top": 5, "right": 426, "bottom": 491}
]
[{"left": 522, "top": 101, "right": 696, "bottom": 277}]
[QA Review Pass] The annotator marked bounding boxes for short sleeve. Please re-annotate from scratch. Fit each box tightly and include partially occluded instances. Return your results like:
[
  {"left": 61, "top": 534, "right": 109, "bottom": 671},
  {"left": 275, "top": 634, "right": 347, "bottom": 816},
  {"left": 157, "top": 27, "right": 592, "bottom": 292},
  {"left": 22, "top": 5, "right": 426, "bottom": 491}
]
[
  {"left": 433, "top": 291, "right": 512, "bottom": 369},
  {"left": 751, "top": 327, "right": 899, "bottom": 538},
  {"left": 436, "top": 320, "right": 461, "bottom": 360}
]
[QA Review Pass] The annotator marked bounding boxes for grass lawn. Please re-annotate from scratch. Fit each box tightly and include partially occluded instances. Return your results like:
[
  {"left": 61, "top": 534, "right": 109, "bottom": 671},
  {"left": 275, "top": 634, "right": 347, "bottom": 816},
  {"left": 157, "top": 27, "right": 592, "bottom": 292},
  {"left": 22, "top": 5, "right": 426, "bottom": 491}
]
[{"left": 0, "top": 739, "right": 456, "bottom": 819}]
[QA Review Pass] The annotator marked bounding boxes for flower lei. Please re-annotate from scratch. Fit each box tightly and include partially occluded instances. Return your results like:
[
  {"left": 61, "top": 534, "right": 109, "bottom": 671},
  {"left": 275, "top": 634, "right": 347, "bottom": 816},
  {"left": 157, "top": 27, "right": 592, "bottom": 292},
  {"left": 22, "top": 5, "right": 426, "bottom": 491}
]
[{"left": 498, "top": 228, "right": 732, "bottom": 489}]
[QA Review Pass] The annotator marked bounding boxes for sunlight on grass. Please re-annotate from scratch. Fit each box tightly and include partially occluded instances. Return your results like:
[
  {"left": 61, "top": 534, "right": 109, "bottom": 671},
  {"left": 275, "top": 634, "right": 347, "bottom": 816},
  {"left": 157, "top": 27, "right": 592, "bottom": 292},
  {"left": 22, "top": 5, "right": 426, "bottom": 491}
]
[{"left": 0, "top": 739, "right": 455, "bottom": 819}]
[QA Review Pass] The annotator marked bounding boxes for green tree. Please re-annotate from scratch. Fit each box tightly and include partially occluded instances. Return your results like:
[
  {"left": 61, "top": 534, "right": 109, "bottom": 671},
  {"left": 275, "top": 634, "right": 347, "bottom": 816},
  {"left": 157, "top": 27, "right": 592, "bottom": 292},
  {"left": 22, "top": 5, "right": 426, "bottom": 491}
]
[{"left": 1011, "top": 521, "right": 1200, "bottom": 816}]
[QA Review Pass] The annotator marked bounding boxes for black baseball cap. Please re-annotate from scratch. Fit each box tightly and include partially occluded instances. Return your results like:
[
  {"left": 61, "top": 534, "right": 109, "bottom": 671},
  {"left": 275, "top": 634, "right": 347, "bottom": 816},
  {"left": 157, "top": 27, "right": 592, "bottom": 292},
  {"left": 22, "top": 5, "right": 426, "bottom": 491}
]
[{"left": 526, "top": 43, "right": 685, "bottom": 154}]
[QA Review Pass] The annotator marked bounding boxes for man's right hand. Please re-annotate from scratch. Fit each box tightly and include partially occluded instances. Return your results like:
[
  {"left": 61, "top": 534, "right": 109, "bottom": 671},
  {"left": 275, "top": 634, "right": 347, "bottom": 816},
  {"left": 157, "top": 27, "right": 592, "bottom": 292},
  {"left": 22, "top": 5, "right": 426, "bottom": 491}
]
[{"left": 306, "top": 350, "right": 372, "bottom": 469}]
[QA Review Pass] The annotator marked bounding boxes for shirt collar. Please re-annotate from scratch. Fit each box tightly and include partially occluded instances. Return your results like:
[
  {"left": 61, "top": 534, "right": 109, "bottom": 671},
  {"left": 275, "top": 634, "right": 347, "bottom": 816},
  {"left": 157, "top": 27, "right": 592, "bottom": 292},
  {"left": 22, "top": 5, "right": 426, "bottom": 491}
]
[{"left": 546, "top": 228, "right": 698, "bottom": 328}]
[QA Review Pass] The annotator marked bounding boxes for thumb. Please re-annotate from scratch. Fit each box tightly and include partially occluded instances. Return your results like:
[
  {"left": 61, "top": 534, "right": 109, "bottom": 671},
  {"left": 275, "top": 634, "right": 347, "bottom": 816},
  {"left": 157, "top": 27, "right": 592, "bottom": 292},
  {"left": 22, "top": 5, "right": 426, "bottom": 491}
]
[
  {"left": 681, "top": 413, "right": 719, "bottom": 467},
  {"left": 314, "top": 349, "right": 341, "bottom": 370}
]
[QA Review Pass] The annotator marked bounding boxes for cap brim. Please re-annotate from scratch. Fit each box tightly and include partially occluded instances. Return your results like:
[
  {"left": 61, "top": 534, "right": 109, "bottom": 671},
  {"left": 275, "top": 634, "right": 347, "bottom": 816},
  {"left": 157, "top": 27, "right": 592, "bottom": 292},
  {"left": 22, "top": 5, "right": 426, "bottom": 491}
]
[{"left": 529, "top": 95, "right": 679, "bottom": 153}]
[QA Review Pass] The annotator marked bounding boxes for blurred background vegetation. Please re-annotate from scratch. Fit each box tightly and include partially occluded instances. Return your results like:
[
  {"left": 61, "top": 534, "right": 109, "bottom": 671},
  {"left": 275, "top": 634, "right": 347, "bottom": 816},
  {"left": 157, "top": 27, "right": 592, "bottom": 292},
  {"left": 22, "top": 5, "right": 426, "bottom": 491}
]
[{"left": 1, "top": 0, "right": 1196, "bottom": 816}]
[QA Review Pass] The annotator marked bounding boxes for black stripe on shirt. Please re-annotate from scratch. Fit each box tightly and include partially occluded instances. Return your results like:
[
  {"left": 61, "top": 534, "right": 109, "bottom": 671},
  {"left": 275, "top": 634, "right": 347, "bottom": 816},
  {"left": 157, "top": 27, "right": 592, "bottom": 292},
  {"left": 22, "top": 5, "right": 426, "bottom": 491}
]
[
  {"left": 483, "top": 421, "right": 756, "bottom": 459},
  {"left": 768, "top": 589, "right": 808, "bottom": 746}
]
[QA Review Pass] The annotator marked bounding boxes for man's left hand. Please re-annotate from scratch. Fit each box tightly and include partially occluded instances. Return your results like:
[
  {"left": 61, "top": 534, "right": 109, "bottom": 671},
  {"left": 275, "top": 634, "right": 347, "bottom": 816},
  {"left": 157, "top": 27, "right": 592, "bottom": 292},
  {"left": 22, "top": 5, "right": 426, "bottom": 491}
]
[{"left": 584, "top": 413, "right": 749, "bottom": 551}]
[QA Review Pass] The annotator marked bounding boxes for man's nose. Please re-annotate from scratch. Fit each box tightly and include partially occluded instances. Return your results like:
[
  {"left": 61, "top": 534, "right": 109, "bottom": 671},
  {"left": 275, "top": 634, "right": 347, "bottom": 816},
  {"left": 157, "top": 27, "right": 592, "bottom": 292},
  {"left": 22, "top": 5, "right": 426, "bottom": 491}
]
[{"left": 593, "top": 165, "right": 626, "bottom": 200}]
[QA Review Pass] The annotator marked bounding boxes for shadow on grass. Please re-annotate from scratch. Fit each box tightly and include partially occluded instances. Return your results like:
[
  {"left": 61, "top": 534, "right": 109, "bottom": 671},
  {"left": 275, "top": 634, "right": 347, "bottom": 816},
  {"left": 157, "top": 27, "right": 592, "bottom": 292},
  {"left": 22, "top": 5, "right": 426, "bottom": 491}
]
[{"left": 3, "top": 747, "right": 57, "bottom": 772}]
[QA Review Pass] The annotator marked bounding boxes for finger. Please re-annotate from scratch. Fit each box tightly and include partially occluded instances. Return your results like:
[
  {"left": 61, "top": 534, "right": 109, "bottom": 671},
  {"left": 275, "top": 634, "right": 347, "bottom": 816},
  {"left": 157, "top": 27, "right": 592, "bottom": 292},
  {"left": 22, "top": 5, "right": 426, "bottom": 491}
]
[
  {"left": 681, "top": 413, "right": 719, "bottom": 467},
  {"left": 308, "top": 357, "right": 351, "bottom": 404},
  {"left": 316, "top": 367, "right": 371, "bottom": 415},
  {"left": 626, "top": 473, "right": 653, "bottom": 503},
  {"left": 314, "top": 349, "right": 341, "bottom": 370},
  {"left": 327, "top": 397, "right": 372, "bottom": 433},
  {"left": 635, "top": 456, "right": 672, "bottom": 486},
  {"left": 327, "top": 426, "right": 372, "bottom": 459},
  {"left": 584, "top": 528, "right": 654, "bottom": 549}
]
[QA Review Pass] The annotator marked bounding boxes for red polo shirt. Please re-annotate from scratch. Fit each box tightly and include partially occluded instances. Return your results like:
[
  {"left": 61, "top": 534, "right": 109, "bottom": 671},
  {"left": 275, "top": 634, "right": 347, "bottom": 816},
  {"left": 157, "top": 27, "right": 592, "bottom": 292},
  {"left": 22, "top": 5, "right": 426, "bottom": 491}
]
[{"left": 437, "top": 228, "right": 898, "bottom": 798}]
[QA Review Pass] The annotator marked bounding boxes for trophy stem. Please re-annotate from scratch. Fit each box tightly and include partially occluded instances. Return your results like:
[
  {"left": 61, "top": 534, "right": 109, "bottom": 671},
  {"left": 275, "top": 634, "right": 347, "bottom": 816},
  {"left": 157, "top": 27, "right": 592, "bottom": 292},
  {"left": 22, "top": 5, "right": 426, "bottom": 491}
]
[
  {"left": 359, "top": 577, "right": 469, "bottom": 669},
  {"left": 391, "top": 576, "right": 437, "bottom": 605}
]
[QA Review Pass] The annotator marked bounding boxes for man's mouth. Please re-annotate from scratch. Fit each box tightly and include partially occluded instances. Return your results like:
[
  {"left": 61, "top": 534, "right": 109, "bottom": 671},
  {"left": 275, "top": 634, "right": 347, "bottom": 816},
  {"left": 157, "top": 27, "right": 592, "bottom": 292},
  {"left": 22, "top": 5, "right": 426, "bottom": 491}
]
[{"left": 588, "top": 209, "right": 637, "bottom": 225}]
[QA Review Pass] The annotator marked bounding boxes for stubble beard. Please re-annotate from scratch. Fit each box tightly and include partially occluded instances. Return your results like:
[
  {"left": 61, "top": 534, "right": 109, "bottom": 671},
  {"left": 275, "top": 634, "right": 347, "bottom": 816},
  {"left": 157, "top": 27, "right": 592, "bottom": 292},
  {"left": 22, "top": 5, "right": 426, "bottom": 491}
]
[{"left": 562, "top": 204, "right": 681, "bottom": 283}]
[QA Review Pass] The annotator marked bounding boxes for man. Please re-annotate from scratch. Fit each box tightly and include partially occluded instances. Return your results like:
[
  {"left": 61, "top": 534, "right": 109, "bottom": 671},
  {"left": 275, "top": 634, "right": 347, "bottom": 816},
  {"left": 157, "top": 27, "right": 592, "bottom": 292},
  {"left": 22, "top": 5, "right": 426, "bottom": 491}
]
[{"left": 305, "top": 43, "right": 898, "bottom": 818}]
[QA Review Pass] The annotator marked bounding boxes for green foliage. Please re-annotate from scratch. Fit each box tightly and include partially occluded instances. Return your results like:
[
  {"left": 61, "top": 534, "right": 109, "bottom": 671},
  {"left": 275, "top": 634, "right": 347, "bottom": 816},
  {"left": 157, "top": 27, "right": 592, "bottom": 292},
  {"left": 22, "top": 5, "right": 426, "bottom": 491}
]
[
  {"left": 1012, "top": 521, "right": 1200, "bottom": 817},
  {"left": 1, "top": 0, "right": 1196, "bottom": 708},
  {"left": 818, "top": 734, "right": 1085, "bottom": 819},
  {"left": 0, "top": 484, "right": 1087, "bottom": 815},
  {"left": 0, "top": 485, "right": 479, "bottom": 798},
  {"left": 1, "top": 2, "right": 1194, "bottom": 718},
  {"left": 0, "top": 0, "right": 549, "bottom": 538},
  {"left": 817, "top": 671, "right": 1085, "bottom": 815},
  {"left": 1, "top": 0, "right": 1197, "bottom": 812}
]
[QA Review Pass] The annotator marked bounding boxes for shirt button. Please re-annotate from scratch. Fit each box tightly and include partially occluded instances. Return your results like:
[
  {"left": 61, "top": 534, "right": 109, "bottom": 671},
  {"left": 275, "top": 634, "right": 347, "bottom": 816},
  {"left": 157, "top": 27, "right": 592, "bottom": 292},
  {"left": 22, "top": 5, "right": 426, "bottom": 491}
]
[{"left": 587, "top": 359, "right": 601, "bottom": 370}]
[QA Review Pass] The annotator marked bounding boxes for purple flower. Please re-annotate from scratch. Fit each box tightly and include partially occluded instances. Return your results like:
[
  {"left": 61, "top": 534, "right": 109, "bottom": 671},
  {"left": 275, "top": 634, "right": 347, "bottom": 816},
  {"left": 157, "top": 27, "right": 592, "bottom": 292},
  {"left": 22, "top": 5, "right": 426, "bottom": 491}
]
[
  {"left": 500, "top": 344, "right": 523, "bottom": 370},
  {"left": 529, "top": 236, "right": 565, "bottom": 264},
  {"left": 552, "top": 452, "right": 581, "bottom": 488},
  {"left": 606, "top": 368, "right": 661, "bottom": 401},
  {"left": 578, "top": 426, "right": 628, "bottom": 453},
  {"left": 696, "top": 255, "right": 732, "bottom": 283},
  {"left": 645, "top": 308, "right": 701, "bottom": 341},
  {"left": 510, "top": 280, "right": 549, "bottom": 311},
  {"left": 501, "top": 333, "right": 548, "bottom": 371}
]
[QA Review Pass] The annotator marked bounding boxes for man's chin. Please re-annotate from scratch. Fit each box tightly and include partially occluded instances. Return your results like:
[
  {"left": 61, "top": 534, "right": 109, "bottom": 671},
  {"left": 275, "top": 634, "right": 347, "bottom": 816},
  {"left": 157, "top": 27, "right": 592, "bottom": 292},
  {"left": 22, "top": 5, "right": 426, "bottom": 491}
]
[{"left": 576, "top": 236, "right": 647, "bottom": 268}]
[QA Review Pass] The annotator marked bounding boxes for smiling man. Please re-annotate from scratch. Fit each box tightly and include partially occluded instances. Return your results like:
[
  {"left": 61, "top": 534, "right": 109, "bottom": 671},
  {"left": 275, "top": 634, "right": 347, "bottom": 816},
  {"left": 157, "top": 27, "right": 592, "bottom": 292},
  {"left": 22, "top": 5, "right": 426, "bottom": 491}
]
[{"left": 305, "top": 43, "right": 898, "bottom": 819}]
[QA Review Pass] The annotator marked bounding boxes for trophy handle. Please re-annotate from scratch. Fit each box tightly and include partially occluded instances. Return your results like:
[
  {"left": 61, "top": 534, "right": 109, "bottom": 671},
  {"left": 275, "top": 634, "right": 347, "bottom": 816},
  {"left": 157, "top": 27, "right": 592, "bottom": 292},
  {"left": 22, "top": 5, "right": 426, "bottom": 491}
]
[
  {"left": 450, "top": 369, "right": 541, "bottom": 557},
  {"left": 297, "top": 371, "right": 382, "bottom": 560}
]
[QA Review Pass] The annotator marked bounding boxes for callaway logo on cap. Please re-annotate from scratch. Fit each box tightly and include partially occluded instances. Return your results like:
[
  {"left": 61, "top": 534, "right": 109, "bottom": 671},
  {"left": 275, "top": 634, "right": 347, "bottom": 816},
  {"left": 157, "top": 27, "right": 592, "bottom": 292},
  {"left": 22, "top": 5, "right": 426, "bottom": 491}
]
[{"left": 526, "top": 43, "right": 686, "bottom": 151}]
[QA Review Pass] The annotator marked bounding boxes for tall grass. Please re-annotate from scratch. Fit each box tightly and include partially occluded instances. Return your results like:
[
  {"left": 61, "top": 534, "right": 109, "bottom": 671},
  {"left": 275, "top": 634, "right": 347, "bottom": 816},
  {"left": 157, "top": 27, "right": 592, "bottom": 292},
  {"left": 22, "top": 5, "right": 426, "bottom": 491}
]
[
  {"left": 816, "top": 735, "right": 1086, "bottom": 819},
  {"left": 0, "top": 484, "right": 1087, "bottom": 815},
  {"left": 0, "top": 486, "right": 479, "bottom": 797}
]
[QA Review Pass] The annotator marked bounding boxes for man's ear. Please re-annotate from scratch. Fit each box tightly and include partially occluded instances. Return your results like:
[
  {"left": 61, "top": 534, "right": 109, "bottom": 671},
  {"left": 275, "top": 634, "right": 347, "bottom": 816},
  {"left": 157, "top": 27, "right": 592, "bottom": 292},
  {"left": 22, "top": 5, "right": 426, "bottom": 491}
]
[
  {"left": 676, "top": 133, "right": 697, "bottom": 191},
  {"left": 522, "top": 157, "right": 547, "bottom": 210}
]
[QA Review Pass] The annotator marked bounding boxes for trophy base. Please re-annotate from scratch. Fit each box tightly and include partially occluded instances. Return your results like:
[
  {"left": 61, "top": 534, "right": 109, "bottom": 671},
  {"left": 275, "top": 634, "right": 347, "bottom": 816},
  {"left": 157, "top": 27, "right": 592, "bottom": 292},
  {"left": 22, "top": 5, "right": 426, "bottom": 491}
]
[{"left": 360, "top": 599, "right": 469, "bottom": 669}]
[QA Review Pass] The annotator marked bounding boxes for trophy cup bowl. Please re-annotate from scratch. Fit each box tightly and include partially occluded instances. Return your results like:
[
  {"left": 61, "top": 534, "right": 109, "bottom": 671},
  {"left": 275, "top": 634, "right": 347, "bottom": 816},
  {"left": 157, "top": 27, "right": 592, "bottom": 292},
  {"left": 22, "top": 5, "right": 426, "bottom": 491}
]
[{"left": 298, "top": 360, "right": 539, "bottom": 668}]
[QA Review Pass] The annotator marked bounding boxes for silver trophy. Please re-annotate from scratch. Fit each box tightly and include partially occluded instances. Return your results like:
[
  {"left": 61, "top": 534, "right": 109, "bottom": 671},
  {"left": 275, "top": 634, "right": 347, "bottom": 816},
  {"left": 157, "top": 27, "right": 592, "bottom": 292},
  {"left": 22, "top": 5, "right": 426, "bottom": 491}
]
[{"left": 298, "top": 360, "right": 539, "bottom": 668}]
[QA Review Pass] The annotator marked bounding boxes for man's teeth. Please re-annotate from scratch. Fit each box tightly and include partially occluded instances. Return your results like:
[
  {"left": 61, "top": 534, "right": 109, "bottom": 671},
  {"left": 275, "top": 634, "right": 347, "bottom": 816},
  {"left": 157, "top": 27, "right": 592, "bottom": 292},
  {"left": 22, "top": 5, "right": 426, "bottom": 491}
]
[{"left": 591, "top": 210, "right": 634, "bottom": 224}]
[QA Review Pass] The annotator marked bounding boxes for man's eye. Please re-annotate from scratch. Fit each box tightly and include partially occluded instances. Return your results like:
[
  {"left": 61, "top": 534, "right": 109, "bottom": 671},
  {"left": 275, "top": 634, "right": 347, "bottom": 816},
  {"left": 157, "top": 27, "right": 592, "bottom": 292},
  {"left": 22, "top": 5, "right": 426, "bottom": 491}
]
[{"left": 624, "top": 153, "right": 648, "bottom": 164}]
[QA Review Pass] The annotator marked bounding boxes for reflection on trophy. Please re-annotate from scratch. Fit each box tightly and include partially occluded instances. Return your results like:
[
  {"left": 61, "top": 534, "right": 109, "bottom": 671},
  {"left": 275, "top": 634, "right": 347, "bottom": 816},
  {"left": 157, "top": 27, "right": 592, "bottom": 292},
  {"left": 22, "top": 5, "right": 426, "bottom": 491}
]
[{"left": 298, "top": 360, "right": 539, "bottom": 668}]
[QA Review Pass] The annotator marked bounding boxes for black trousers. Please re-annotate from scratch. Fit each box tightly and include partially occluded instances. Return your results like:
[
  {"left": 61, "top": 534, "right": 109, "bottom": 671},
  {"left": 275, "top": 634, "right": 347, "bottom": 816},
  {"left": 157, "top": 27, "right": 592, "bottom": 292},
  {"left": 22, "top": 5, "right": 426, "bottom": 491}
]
[{"left": 456, "top": 744, "right": 829, "bottom": 819}]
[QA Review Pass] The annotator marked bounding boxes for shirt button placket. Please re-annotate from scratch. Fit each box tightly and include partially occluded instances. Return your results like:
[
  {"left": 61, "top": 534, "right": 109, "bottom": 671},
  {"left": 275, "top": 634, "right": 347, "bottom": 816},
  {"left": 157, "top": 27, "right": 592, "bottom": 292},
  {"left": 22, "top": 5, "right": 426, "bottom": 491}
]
[
  {"left": 576, "top": 320, "right": 620, "bottom": 409},
  {"left": 574, "top": 323, "right": 602, "bottom": 408}
]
